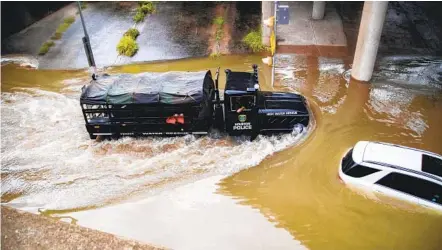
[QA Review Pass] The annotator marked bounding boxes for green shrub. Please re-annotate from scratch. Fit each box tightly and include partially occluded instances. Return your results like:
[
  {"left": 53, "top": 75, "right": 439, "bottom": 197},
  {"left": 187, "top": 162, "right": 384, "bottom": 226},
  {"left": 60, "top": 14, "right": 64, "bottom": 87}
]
[
  {"left": 117, "top": 36, "right": 139, "bottom": 57},
  {"left": 38, "top": 41, "right": 55, "bottom": 55},
  {"left": 133, "top": 11, "right": 146, "bottom": 23},
  {"left": 51, "top": 32, "right": 62, "bottom": 40},
  {"left": 209, "top": 52, "right": 220, "bottom": 59},
  {"left": 139, "top": 2, "right": 155, "bottom": 14},
  {"left": 133, "top": 2, "right": 155, "bottom": 23},
  {"left": 215, "top": 29, "right": 223, "bottom": 41},
  {"left": 242, "top": 29, "right": 268, "bottom": 53},
  {"left": 63, "top": 16, "right": 75, "bottom": 25},
  {"left": 124, "top": 28, "right": 140, "bottom": 39},
  {"left": 51, "top": 23, "right": 70, "bottom": 40},
  {"left": 213, "top": 16, "right": 224, "bottom": 42},
  {"left": 57, "top": 23, "right": 70, "bottom": 34},
  {"left": 213, "top": 16, "right": 224, "bottom": 27},
  {"left": 50, "top": 16, "right": 75, "bottom": 40}
]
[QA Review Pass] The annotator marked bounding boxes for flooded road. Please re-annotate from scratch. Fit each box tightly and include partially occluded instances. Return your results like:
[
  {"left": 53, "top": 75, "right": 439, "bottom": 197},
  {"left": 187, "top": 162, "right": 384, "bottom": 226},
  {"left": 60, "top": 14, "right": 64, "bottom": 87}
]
[{"left": 2, "top": 53, "right": 442, "bottom": 249}]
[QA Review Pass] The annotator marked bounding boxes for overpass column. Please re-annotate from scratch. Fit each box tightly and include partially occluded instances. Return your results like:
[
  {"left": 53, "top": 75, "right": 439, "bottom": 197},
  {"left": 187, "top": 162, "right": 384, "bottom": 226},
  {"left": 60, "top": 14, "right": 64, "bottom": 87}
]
[
  {"left": 312, "top": 1, "right": 326, "bottom": 20},
  {"left": 351, "top": 1, "right": 388, "bottom": 82},
  {"left": 262, "top": 1, "right": 274, "bottom": 46}
]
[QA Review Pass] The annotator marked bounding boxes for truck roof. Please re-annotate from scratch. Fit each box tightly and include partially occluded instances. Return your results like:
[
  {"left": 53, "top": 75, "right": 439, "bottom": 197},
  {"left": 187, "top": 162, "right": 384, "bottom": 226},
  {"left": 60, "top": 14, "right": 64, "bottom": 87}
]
[
  {"left": 80, "top": 71, "right": 213, "bottom": 105},
  {"left": 225, "top": 71, "right": 255, "bottom": 91}
]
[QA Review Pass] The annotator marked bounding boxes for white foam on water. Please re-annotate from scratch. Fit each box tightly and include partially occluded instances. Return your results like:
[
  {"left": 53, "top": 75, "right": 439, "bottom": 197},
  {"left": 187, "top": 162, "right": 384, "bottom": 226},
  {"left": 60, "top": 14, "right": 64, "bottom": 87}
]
[
  {"left": 275, "top": 56, "right": 347, "bottom": 114},
  {"left": 373, "top": 56, "right": 442, "bottom": 88},
  {"left": 1, "top": 88, "right": 309, "bottom": 211},
  {"left": 318, "top": 57, "right": 345, "bottom": 74},
  {"left": 1, "top": 56, "right": 39, "bottom": 68},
  {"left": 368, "top": 86, "right": 428, "bottom": 136}
]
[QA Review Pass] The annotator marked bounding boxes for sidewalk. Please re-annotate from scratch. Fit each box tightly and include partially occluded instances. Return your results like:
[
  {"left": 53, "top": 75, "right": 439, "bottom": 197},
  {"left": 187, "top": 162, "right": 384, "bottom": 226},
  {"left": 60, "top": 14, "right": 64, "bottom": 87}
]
[{"left": 277, "top": 2, "right": 347, "bottom": 47}]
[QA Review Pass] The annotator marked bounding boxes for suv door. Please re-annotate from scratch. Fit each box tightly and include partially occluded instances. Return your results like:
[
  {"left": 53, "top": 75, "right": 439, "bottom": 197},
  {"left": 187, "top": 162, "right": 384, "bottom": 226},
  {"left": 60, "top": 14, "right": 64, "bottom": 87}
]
[{"left": 375, "top": 172, "right": 441, "bottom": 208}]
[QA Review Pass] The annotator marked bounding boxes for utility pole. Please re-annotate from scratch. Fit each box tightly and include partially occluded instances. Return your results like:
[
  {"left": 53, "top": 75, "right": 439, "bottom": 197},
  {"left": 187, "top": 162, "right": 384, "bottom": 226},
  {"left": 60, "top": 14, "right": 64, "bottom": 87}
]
[
  {"left": 271, "top": 1, "right": 278, "bottom": 87},
  {"left": 77, "top": 1, "right": 96, "bottom": 74}
]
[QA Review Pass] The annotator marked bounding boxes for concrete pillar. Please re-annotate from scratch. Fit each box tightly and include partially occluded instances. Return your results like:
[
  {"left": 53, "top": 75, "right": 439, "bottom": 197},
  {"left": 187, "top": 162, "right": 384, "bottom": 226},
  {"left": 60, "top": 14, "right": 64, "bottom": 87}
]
[
  {"left": 262, "top": 1, "right": 274, "bottom": 46},
  {"left": 312, "top": 1, "right": 326, "bottom": 20},
  {"left": 351, "top": 1, "right": 388, "bottom": 82}
]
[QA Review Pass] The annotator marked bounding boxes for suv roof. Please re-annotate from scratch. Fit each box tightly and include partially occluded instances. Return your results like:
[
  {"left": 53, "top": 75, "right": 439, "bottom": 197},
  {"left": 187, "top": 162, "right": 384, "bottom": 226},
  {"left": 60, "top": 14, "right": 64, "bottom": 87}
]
[{"left": 353, "top": 141, "right": 442, "bottom": 179}]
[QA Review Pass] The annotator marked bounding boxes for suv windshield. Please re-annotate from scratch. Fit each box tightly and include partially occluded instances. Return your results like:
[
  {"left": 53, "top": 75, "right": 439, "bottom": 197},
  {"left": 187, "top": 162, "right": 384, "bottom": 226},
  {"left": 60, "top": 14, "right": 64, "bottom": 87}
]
[
  {"left": 342, "top": 149, "right": 380, "bottom": 178},
  {"left": 342, "top": 149, "right": 354, "bottom": 172}
]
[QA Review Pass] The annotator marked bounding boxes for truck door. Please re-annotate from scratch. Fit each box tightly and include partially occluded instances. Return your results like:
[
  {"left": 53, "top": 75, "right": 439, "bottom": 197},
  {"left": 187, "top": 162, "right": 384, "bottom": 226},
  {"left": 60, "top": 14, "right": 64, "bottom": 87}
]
[{"left": 225, "top": 94, "right": 257, "bottom": 136}]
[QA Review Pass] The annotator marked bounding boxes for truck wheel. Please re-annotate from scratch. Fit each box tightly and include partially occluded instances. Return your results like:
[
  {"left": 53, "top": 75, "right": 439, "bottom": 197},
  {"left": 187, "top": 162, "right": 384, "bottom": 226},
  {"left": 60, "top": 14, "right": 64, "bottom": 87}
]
[
  {"left": 293, "top": 124, "right": 304, "bottom": 134},
  {"left": 89, "top": 133, "right": 97, "bottom": 139}
]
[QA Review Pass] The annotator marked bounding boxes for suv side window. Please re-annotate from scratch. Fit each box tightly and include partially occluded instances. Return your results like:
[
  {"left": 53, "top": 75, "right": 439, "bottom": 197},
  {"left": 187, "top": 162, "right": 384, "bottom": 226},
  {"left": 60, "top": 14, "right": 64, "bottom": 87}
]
[
  {"left": 422, "top": 154, "right": 442, "bottom": 178},
  {"left": 376, "top": 173, "right": 442, "bottom": 205}
]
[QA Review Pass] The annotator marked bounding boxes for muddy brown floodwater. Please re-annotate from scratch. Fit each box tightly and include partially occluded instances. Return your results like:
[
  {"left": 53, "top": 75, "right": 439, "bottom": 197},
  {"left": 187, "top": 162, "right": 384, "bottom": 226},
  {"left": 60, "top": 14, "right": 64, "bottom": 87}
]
[{"left": 1, "top": 53, "right": 442, "bottom": 249}]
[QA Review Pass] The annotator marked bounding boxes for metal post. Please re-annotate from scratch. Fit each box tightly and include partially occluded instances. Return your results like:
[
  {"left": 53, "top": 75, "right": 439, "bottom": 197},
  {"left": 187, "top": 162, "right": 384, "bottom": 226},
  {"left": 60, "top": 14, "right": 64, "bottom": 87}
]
[
  {"left": 271, "top": 1, "right": 278, "bottom": 88},
  {"left": 77, "top": 1, "right": 96, "bottom": 71}
]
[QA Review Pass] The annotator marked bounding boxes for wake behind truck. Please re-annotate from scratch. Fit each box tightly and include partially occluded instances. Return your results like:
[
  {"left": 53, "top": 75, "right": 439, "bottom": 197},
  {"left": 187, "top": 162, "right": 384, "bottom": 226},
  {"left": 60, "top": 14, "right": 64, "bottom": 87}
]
[{"left": 80, "top": 65, "right": 310, "bottom": 140}]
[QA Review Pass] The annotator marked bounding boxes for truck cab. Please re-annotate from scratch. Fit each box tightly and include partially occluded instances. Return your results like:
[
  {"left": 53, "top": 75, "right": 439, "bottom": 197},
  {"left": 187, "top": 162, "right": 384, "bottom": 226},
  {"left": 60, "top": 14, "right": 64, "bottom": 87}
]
[{"left": 223, "top": 65, "right": 310, "bottom": 139}]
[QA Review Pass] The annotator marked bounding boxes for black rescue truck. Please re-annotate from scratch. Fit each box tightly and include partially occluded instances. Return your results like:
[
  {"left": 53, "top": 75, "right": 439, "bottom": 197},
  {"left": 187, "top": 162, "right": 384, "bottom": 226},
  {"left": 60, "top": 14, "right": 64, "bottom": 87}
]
[{"left": 80, "top": 65, "right": 310, "bottom": 140}]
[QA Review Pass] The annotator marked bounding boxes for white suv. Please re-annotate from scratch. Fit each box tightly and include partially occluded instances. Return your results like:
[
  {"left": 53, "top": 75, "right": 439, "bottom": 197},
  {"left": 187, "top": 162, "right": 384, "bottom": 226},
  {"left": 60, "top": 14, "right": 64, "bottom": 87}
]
[{"left": 339, "top": 141, "right": 442, "bottom": 212}]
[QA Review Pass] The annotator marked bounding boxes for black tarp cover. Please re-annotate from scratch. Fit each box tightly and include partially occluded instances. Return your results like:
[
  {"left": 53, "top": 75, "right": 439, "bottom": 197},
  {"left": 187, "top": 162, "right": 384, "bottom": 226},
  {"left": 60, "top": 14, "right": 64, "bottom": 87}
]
[{"left": 80, "top": 71, "right": 211, "bottom": 105}]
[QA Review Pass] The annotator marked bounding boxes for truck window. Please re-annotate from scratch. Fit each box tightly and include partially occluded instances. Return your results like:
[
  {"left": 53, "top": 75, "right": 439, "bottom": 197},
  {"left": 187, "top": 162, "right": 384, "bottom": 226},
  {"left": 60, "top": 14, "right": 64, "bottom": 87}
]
[
  {"left": 265, "top": 100, "right": 307, "bottom": 112},
  {"left": 422, "top": 154, "right": 442, "bottom": 178},
  {"left": 230, "top": 95, "right": 255, "bottom": 112},
  {"left": 376, "top": 173, "right": 442, "bottom": 205}
]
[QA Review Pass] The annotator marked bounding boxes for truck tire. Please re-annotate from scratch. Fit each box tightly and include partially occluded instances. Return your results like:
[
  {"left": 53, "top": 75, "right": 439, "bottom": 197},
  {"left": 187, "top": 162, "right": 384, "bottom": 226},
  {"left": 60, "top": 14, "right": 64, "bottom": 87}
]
[{"left": 293, "top": 124, "right": 304, "bottom": 134}]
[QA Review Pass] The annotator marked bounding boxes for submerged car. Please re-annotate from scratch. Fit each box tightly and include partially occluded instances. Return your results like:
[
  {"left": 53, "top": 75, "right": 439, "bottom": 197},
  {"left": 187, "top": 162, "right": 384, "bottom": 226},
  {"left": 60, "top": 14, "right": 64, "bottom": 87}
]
[
  {"left": 80, "top": 65, "right": 310, "bottom": 140},
  {"left": 339, "top": 141, "right": 442, "bottom": 212}
]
